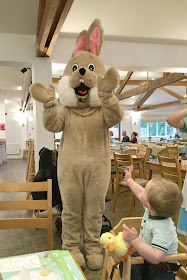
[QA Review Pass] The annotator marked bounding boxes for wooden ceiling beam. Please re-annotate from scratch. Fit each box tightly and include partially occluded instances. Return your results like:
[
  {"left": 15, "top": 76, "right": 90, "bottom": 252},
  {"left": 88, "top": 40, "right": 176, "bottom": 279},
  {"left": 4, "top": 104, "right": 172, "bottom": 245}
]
[
  {"left": 160, "top": 87, "right": 184, "bottom": 100},
  {"left": 136, "top": 100, "right": 181, "bottom": 112},
  {"left": 115, "top": 71, "right": 133, "bottom": 97},
  {"left": 45, "top": 0, "right": 74, "bottom": 57},
  {"left": 118, "top": 73, "right": 187, "bottom": 101},
  {"left": 136, "top": 89, "right": 155, "bottom": 108},
  {"left": 36, "top": 0, "right": 74, "bottom": 57}
]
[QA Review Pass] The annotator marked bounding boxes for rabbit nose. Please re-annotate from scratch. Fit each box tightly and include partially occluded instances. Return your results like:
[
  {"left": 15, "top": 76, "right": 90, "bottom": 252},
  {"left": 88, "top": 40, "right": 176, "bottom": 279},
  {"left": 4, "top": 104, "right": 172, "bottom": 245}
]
[{"left": 79, "top": 68, "right": 86, "bottom": 76}]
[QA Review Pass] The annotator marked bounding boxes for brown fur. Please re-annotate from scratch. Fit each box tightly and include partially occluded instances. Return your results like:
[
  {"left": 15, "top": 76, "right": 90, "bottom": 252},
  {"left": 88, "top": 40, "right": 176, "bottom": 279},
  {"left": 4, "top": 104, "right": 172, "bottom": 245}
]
[{"left": 30, "top": 19, "right": 124, "bottom": 271}]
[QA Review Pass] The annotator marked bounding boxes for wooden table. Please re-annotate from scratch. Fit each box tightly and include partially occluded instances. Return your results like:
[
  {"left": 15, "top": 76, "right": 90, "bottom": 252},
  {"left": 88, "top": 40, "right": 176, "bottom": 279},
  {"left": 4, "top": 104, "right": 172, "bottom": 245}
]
[{"left": 147, "top": 160, "right": 187, "bottom": 180}]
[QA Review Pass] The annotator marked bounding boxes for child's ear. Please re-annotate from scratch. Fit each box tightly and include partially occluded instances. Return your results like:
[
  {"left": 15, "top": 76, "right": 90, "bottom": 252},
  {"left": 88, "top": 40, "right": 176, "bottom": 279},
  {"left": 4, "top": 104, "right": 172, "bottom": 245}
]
[
  {"left": 147, "top": 203, "right": 157, "bottom": 215},
  {"left": 147, "top": 202, "right": 152, "bottom": 212}
]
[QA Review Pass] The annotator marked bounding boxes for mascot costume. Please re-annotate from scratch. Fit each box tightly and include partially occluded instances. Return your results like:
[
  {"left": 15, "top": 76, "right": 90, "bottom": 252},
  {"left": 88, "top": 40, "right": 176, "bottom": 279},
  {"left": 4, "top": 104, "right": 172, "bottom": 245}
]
[{"left": 30, "top": 19, "right": 124, "bottom": 270}]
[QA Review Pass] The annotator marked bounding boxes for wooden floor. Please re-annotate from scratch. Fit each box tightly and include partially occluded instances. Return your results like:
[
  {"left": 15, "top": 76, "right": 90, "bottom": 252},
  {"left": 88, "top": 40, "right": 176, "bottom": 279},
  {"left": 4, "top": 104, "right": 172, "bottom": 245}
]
[{"left": 0, "top": 159, "right": 186, "bottom": 280}]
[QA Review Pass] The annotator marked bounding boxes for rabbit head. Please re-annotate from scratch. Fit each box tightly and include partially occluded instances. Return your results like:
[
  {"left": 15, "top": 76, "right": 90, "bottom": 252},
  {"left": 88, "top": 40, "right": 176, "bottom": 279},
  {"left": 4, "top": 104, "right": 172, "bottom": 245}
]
[{"left": 57, "top": 19, "right": 106, "bottom": 108}]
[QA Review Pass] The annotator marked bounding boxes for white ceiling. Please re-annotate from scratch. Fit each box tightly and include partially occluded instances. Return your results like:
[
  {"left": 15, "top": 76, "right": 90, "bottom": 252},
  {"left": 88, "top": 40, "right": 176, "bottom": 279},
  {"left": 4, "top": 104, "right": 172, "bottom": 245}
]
[
  {"left": 0, "top": 0, "right": 38, "bottom": 35},
  {"left": 0, "top": 0, "right": 187, "bottom": 113},
  {"left": 61, "top": 0, "right": 187, "bottom": 45}
]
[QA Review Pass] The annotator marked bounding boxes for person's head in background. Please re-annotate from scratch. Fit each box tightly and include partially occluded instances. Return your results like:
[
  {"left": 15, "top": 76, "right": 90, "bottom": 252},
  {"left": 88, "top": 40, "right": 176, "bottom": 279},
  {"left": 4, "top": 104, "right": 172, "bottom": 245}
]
[
  {"left": 148, "top": 136, "right": 152, "bottom": 142},
  {"left": 131, "top": 132, "right": 138, "bottom": 138},
  {"left": 122, "top": 131, "right": 126, "bottom": 137},
  {"left": 109, "top": 131, "right": 113, "bottom": 137}
]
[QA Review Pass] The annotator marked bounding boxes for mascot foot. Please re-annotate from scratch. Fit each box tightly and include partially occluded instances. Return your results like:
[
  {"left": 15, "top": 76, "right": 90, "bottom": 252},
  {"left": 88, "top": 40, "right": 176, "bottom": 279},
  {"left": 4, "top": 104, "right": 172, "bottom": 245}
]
[
  {"left": 86, "top": 254, "right": 103, "bottom": 271},
  {"left": 73, "top": 251, "right": 86, "bottom": 271}
]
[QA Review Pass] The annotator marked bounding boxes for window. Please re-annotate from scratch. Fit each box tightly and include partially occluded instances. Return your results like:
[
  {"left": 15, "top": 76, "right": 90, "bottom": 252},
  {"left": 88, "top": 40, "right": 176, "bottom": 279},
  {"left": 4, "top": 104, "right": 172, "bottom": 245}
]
[{"left": 140, "top": 120, "right": 175, "bottom": 137}]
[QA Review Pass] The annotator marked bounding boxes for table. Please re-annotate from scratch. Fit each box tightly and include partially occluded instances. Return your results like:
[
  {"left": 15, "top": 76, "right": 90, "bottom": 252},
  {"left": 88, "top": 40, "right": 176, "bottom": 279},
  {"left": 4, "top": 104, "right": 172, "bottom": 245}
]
[
  {"left": 147, "top": 160, "right": 187, "bottom": 180},
  {"left": 0, "top": 251, "right": 87, "bottom": 280}
]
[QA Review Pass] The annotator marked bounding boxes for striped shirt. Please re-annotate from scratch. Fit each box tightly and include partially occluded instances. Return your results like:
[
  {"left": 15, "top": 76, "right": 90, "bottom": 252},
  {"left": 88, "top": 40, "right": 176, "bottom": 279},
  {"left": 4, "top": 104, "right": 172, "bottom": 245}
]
[{"left": 139, "top": 208, "right": 178, "bottom": 254}]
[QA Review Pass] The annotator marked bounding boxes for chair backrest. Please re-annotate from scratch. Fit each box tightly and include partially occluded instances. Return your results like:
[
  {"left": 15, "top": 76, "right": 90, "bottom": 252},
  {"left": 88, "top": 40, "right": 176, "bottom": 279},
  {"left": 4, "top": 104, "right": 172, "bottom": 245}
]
[
  {"left": 157, "top": 148, "right": 166, "bottom": 157},
  {"left": 166, "top": 144, "right": 179, "bottom": 158},
  {"left": 144, "top": 147, "right": 152, "bottom": 161},
  {"left": 0, "top": 179, "right": 53, "bottom": 250},
  {"left": 123, "top": 148, "right": 136, "bottom": 155},
  {"left": 114, "top": 153, "right": 135, "bottom": 181},
  {"left": 158, "top": 154, "right": 183, "bottom": 226},
  {"left": 111, "top": 217, "right": 142, "bottom": 236},
  {"left": 136, "top": 144, "right": 146, "bottom": 158},
  {"left": 158, "top": 155, "right": 183, "bottom": 191}
]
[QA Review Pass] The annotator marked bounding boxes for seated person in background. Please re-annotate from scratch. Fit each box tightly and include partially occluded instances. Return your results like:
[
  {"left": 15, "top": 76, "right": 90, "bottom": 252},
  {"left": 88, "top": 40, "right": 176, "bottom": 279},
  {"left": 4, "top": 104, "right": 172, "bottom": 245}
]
[
  {"left": 120, "top": 166, "right": 183, "bottom": 280},
  {"left": 122, "top": 131, "right": 130, "bottom": 142},
  {"left": 130, "top": 131, "right": 138, "bottom": 143},
  {"left": 148, "top": 136, "right": 152, "bottom": 142},
  {"left": 109, "top": 131, "right": 114, "bottom": 143}
]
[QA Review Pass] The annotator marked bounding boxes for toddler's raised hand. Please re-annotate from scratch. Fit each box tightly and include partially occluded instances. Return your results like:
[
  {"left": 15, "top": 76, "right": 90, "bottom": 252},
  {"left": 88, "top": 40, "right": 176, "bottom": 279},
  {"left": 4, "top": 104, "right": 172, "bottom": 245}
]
[{"left": 124, "top": 165, "right": 133, "bottom": 182}]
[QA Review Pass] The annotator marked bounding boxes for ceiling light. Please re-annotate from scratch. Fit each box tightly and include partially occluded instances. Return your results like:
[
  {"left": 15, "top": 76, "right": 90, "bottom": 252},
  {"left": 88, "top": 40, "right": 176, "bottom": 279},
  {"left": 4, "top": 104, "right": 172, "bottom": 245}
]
[{"left": 52, "top": 63, "right": 67, "bottom": 73}]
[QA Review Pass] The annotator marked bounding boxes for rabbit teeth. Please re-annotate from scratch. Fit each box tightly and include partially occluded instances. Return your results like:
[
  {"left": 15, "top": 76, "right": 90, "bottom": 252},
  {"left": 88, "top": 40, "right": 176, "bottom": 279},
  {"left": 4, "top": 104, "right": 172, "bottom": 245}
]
[{"left": 79, "top": 79, "right": 84, "bottom": 83}]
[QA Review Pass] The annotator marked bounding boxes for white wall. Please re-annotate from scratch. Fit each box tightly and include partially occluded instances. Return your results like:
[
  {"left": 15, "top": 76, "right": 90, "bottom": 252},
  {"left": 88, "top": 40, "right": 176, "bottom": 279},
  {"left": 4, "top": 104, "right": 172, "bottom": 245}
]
[
  {"left": 5, "top": 100, "right": 27, "bottom": 159},
  {"left": 52, "top": 37, "right": 187, "bottom": 72}
]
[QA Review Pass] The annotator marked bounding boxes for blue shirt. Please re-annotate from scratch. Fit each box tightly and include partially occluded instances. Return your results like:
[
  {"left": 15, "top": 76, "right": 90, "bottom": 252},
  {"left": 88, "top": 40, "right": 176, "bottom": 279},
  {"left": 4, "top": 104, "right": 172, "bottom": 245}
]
[{"left": 180, "top": 117, "right": 187, "bottom": 133}]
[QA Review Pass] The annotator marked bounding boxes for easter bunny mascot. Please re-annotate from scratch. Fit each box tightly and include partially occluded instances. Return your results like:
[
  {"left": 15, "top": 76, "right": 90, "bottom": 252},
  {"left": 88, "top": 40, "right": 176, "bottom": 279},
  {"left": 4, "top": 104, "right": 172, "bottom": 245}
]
[{"left": 30, "top": 19, "right": 124, "bottom": 270}]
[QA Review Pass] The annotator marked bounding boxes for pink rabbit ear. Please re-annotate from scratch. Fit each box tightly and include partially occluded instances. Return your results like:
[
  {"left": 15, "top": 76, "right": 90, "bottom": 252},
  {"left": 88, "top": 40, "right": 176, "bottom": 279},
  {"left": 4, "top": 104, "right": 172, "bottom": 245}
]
[
  {"left": 89, "top": 26, "right": 100, "bottom": 55},
  {"left": 86, "top": 19, "right": 104, "bottom": 56},
  {"left": 73, "top": 30, "right": 87, "bottom": 56}
]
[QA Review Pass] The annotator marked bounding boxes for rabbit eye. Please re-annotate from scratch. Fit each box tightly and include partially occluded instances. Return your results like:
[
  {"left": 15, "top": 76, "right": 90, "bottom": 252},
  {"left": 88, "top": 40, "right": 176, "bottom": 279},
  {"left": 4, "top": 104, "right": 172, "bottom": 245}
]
[
  {"left": 72, "top": 64, "right": 78, "bottom": 72},
  {"left": 88, "top": 63, "right": 95, "bottom": 72}
]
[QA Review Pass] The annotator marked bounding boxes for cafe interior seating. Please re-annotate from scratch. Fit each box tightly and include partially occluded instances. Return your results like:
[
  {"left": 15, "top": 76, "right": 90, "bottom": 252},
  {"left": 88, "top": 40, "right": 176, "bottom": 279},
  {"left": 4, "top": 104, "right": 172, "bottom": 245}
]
[
  {"left": 0, "top": 179, "right": 53, "bottom": 251},
  {"left": 166, "top": 144, "right": 179, "bottom": 158},
  {"left": 112, "top": 153, "right": 148, "bottom": 215},
  {"left": 158, "top": 154, "right": 183, "bottom": 226}
]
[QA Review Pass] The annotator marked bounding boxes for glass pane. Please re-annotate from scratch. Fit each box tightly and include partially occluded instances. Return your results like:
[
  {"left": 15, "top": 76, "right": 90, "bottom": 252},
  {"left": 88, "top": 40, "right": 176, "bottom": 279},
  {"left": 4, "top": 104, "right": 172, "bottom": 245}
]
[
  {"left": 148, "top": 122, "right": 156, "bottom": 136},
  {"left": 158, "top": 122, "right": 166, "bottom": 136},
  {"left": 140, "top": 122, "right": 148, "bottom": 137},
  {"left": 166, "top": 123, "right": 175, "bottom": 137}
]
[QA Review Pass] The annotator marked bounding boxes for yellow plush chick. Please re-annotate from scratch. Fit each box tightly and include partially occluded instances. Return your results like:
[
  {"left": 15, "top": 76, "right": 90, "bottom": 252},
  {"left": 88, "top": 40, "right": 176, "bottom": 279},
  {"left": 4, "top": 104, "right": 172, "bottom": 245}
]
[{"left": 100, "top": 232, "right": 133, "bottom": 261}]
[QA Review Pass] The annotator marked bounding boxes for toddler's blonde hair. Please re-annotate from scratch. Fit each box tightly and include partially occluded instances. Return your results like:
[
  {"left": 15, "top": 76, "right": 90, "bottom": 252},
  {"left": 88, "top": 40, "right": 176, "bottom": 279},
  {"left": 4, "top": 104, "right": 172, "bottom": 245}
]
[{"left": 147, "top": 177, "right": 183, "bottom": 218}]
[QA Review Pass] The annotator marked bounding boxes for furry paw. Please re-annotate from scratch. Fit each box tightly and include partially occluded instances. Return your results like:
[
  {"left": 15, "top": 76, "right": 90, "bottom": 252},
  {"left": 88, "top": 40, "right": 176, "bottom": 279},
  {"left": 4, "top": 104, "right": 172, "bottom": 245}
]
[
  {"left": 72, "top": 251, "right": 86, "bottom": 271},
  {"left": 86, "top": 254, "right": 103, "bottom": 271},
  {"left": 97, "top": 67, "right": 120, "bottom": 93},
  {"left": 30, "top": 83, "right": 55, "bottom": 103}
]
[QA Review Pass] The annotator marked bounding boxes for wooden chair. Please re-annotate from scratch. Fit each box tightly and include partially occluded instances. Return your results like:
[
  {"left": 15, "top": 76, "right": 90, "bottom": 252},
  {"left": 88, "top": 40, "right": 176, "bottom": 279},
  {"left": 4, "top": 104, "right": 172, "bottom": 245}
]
[
  {"left": 102, "top": 217, "right": 187, "bottom": 280},
  {"left": 166, "top": 144, "right": 179, "bottom": 158},
  {"left": 112, "top": 153, "right": 148, "bottom": 215},
  {"left": 0, "top": 179, "right": 53, "bottom": 251},
  {"left": 108, "top": 158, "right": 116, "bottom": 200},
  {"left": 123, "top": 148, "right": 136, "bottom": 155},
  {"left": 157, "top": 148, "right": 167, "bottom": 157},
  {"left": 142, "top": 147, "right": 152, "bottom": 180},
  {"left": 26, "top": 140, "right": 35, "bottom": 182},
  {"left": 158, "top": 154, "right": 183, "bottom": 226}
]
